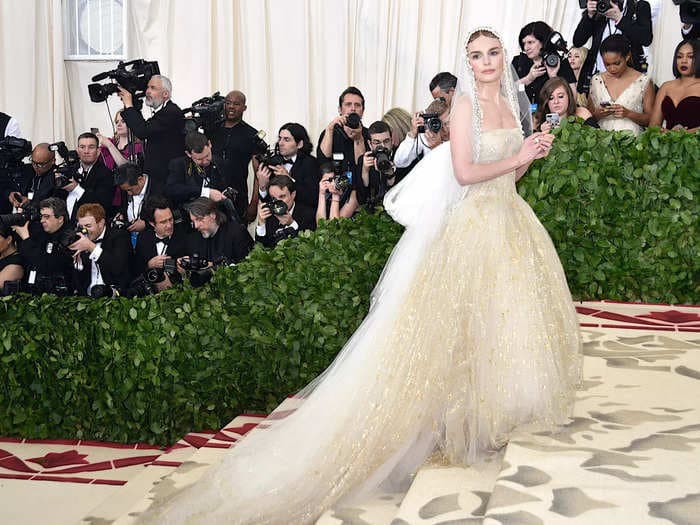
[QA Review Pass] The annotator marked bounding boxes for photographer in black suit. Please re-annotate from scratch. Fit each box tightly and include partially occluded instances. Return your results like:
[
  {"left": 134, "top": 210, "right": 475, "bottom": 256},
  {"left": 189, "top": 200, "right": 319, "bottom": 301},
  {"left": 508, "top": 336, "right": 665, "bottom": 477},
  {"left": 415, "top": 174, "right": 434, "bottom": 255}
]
[
  {"left": 5, "top": 143, "right": 55, "bottom": 212},
  {"left": 54, "top": 132, "right": 115, "bottom": 222},
  {"left": 119, "top": 75, "right": 185, "bottom": 194},
  {"left": 133, "top": 196, "right": 186, "bottom": 290},
  {"left": 114, "top": 163, "right": 152, "bottom": 241},
  {"left": 257, "top": 123, "right": 320, "bottom": 211},
  {"left": 167, "top": 131, "right": 244, "bottom": 221},
  {"left": 573, "top": 0, "right": 653, "bottom": 94},
  {"left": 317, "top": 87, "right": 370, "bottom": 173},
  {"left": 184, "top": 197, "right": 252, "bottom": 266},
  {"left": 70, "top": 203, "right": 132, "bottom": 296},
  {"left": 12, "top": 197, "right": 75, "bottom": 295},
  {"left": 256, "top": 175, "right": 315, "bottom": 248}
]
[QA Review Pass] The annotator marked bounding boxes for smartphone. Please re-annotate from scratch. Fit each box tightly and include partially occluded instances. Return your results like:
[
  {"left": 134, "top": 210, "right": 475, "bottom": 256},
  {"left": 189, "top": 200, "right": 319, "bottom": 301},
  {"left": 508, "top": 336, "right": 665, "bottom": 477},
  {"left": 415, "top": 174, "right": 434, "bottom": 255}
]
[
  {"left": 91, "top": 127, "right": 99, "bottom": 134},
  {"left": 600, "top": 101, "right": 611, "bottom": 107},
  {"left": 545, "top": 113, "right": 560, "bottom": 126}
]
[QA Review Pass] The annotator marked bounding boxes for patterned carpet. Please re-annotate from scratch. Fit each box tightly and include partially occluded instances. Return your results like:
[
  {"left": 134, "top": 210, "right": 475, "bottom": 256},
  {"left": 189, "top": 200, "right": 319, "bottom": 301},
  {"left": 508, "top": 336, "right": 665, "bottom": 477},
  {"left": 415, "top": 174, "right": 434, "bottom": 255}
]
[{"left": 0, "top": 301, "right": 698, "bottom": 525}]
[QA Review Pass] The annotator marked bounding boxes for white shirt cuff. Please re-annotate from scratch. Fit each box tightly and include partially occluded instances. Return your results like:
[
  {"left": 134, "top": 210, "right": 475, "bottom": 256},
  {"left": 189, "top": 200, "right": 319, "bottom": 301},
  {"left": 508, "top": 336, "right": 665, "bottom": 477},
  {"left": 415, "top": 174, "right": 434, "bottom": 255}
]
[
  {"left": 200, "top": 187, "right": 211, "bottom": 198},
  {"left": 90, "top": 245, "right": 103, "bottom": 261},
  {"left": 256, "top": 223, "right": 267, "bottom": 236}
]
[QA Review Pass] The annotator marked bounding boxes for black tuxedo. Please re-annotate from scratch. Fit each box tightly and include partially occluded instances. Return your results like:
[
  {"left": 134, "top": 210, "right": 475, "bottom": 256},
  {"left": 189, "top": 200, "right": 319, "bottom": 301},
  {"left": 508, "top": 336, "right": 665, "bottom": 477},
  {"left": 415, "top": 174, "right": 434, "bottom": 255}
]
[
  {"left": 185, "top": 220, "right": 253, "bottom": 264},
  {"left": 116, "top": 176, "right": 153, "bottom": 224},
  {"left": 255, "top": 202, "right": 316, "bottom": 248},
  {"left": 73, "top": 227, "right": 132, "bottom": 295},
  {"left": 288, "top": 154, "right": 320, "bottom": 210},
  {"left": 166, "top": 155, "right": 244, "bottom": 216},
  {"left": 3, "top": 164, "right": 56, "bottom": 205},
  {"left": 54, "top": 160, "right": 115, "bottom": 222},
  {"left": 19, "top": 224, "right": 76, "bottom": 294},
  {"left": 121, "top": 101, "right": 185, "bottom": 194},
  {"left": 133, "top": 226, "right": 187, "bottom": 276},
  {"left": 573, "top": 1, "right": 652, "bottom": 94}
]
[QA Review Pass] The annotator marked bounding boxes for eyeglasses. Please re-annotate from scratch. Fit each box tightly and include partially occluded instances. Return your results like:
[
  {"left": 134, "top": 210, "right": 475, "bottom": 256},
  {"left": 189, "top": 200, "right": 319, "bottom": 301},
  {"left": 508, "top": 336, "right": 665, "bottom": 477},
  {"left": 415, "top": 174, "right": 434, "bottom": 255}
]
[
  {"left": 31, "top": 159, "right": 52, "bottom": 167},
  {"left": 370, "top": 139, "right": 392, "bottom": 147}
]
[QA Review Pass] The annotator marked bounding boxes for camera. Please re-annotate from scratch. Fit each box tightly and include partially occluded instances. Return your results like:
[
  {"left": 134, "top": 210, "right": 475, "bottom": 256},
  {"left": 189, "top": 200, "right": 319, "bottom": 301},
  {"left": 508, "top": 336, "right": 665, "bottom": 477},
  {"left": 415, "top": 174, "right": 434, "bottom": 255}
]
[
  {"left": 272, "top": 226, "right": 297, "bottom": 244},
  {"left": 49, "top": 142, "right": 82, "bottom": 188},
  {"left": 264, "top": 199, "right": 289, "bottom": 216},
  {"left": 0, "top": 201, "right": 40, "bottom": 228},
  {"left": 60, "top": 225, "right": 90, "bottom": 249},
  {"left": 110, "top": 216, "right": 129, "bottom": 230},
  {"left": 29, "top": 275, "right": 71, "bottom": 296},
  {"left": 88, "top": 59, "right": 160, "bottom": 110},
  {"left": 541, "top": 31, "right": 569, "bottom": 68},
  {"left": 371, "top": 146, "right": 393, "bottom": 174},
  {"left": 252, "top": 131, "right": 286, "bottom": 168},
  {"left": 180, "top": 253, "right": 209, "bottom": 271},
  {"left": 418, "top": 113, "right": 442, "bottom": 134},
  {"left": 345, "top": 112, "right": 361, "bottom": 129},
  {"left": 0, "top": 136, "right": 32, "bottom": 191},
  {"left": 673, "top": 0, "right": 700, "bottom": 24},
  {"left": 183, "top": 92, "right": 226, "bottom": 135},
  {"left": 145, "top": 257, "right": 177, "bottom": 284}
]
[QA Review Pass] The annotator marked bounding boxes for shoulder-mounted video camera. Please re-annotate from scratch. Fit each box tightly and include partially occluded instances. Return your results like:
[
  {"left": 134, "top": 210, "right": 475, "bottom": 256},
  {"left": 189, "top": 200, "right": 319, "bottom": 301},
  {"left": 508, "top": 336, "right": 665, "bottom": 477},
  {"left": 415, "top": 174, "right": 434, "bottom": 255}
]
[
  {"left": 88, "top": 59, "right": 160, "bottom": 110},
  {"left": 183, "top": 92, "right": 226, "bottom": 136},
  {"left": 0, "top": 136, "right": 32, "bottom": 188}
]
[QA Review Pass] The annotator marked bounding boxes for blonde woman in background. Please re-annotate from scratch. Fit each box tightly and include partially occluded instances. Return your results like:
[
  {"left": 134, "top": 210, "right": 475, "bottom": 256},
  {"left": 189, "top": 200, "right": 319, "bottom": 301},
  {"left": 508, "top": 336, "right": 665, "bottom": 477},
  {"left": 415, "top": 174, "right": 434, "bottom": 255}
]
[
  {"left": 382, "top": 107, "right": 412, "bottom": 148},
  {"left": 568, "top": 46, "right": 590, "bottom": 107}
]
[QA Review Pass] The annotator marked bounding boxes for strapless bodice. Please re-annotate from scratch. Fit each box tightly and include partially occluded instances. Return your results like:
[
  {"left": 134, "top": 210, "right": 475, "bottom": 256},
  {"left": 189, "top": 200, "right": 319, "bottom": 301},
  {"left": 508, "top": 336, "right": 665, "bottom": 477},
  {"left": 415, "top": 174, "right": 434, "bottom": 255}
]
[{"left": 661, "top": 95, "right": 700, "bottom": 129}]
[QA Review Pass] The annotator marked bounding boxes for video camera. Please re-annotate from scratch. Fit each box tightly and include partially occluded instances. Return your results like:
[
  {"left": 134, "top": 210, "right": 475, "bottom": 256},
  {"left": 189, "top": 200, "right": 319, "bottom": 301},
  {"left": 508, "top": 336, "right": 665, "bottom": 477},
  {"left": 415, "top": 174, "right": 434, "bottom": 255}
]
[
  {"left": 541, "top": 31, "right": 569, "bottom": 68},
  {"left": 88, "top": 59, "right": 160, "bottom": 110},
  {"left": 252, "top": 131, "right": 286, "bottom": 168},
  {"left": 672, "top": 0, "right": 700, "bottom": 23},
  {"left": 183, "top": 92, "right": 226, "bottom": 136},
  {"left": 0, "top": 136, "right": 32, "bottom": 191},
  {"left": 49, "top": 142, "right": 82, "bottom": 188}
]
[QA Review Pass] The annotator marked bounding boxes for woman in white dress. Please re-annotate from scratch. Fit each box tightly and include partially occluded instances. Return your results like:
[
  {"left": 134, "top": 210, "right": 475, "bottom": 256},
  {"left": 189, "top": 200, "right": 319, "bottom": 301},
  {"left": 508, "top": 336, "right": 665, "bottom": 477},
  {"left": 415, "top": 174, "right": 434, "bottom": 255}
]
[
  {"left": 588, "top": 34, "right": 655, "bottom": 136},
  {"left": 138, "top": 27, "right": 582, "bottom": 525}
]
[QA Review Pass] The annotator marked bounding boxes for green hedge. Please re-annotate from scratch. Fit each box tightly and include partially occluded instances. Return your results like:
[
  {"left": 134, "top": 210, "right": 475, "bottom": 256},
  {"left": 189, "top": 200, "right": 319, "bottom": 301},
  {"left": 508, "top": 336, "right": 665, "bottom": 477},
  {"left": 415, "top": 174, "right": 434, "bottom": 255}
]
[
  {"left": 518, "top": 120, "right": 698, "bottom": 304},
  {"left": 0, "top": 212, "right": 402, "bottom": 445},
  {"left": 0, "top": 122, "right": 696, "bottom": 445}
]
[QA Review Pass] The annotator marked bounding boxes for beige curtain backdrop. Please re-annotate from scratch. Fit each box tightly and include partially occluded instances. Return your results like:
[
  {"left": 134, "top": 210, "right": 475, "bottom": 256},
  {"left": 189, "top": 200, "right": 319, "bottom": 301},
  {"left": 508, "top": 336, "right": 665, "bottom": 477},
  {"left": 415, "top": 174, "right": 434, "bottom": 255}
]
[{"left": 0, "top": 0, "right": 683, "bottom": 146}]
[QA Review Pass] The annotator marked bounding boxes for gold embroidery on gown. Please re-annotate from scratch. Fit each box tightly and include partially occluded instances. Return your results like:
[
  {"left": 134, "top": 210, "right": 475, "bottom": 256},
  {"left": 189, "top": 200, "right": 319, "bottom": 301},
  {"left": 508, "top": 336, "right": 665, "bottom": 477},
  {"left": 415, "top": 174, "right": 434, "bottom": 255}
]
[{"left": 138, "top": 128, "right": 582, "bottom": 525}]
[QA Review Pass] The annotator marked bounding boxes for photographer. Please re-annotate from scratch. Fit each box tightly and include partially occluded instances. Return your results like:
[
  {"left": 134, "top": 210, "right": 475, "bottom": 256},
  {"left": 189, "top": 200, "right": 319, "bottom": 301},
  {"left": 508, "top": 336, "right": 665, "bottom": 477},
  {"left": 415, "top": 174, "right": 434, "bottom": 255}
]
[
  {"left": 114, "top": 163, "right": 151, "bottom": 239},
  {"left": 209, "top": 90, "right": 259, "bottom": 218},
  {"left": 5, "top": 143, "right": 55, "bottom": 212},
  {"left": 133, "top": 196, "right": 186, "bottom": 290},
  {"left": 513, "top": 21, "right": 577, "bottom": 105},
  {"left": 256, "top": 175, "right": 315, "bottom": 248},
  {"left": 356, "top": 121, "right": 407, "bottom": 208},
  {"left": 429, "top": 72, "right": 458, "bottom": 106},
  {"left": 0, "top": 224, "right": 23, "bottom": 293},
  {"left": 11, "top": 197, "right": 75, "bottom": 295},
  {"left": 184, "top": 197, "right": 252, "bottom": 266},
  {"left": 573, "top": 0, "right": 652, "bottom": 95},
  {"left": 394, "top": 99, "right": 450, "bottom": 170},
  {"left": 119, "top": 75, "right": 185, "bottom": 194},
  {"left": 0, "top": 111, "right": 21, "bottom": 139},
  {"left": 70, "top": 203, "right": 132, "bottom": 296},
  {"left": 256, "top": 123, "right": 319, "bottom": 211},
  {"left": 167, "top": 131, "right": 244, "bottom": 222},
  {"left": 54, "top": 132, "right": 115, "bottom": 222},
  {"left": 317, "top": 87, "right": 370, "bottom": 173},
  {"left": 316, "top": 163, "right": 359, "bottom": 222}
]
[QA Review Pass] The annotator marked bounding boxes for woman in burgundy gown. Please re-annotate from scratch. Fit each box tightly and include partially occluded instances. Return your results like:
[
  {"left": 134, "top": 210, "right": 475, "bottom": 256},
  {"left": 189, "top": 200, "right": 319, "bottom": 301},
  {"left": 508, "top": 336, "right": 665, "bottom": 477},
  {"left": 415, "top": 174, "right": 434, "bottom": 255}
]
[{"left": 650, "top": 39, "right": 700, "bottom": 132}]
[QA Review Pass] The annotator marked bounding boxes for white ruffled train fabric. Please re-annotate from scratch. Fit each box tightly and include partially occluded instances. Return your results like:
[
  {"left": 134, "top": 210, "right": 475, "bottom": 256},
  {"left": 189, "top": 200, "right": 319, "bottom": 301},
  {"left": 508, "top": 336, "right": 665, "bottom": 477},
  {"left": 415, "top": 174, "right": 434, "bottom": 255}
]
[{"left": 137, "top": 128, "right": 582, "bottom": 525}]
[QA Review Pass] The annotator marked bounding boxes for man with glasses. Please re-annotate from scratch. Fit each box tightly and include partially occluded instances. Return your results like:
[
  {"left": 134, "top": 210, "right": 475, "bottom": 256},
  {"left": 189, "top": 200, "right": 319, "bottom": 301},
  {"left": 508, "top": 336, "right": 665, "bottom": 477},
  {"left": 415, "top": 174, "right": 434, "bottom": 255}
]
[
  {"left": 355, "top": 121, "right": 408, "bottom": 209},
  {"left": 4, "top": 143, "right": 56, "bottom": 214},
  {"left": 209, "top": 90, "right": 259, "bottom": 222},
  {"left": 54, "top": 132, "right": 114, "bottom": 222},
  {"left": 11, "top": 197, "right": 75, "bottom": 295},
  {"left": 394, "top": 99, "right": 450, "bottom": 172}
]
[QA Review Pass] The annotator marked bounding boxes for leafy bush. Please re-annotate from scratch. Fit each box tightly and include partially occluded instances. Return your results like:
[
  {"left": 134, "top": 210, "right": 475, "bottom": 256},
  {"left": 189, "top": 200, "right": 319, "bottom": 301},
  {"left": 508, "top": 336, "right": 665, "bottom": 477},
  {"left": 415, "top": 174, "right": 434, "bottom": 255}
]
[
  {"left": 519, "top": 120, "right": 698, "bottom": 304},
  {"left": 1, "top": 123, "right": 696, "bottom": 444}
]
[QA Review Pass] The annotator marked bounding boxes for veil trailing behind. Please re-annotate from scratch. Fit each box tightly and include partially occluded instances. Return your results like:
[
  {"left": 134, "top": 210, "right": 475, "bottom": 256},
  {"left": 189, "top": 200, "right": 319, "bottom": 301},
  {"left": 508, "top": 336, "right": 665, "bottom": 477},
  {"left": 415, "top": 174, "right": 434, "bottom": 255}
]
[{"left": 137, "top": 28, "right": 581, "bottom": 525}]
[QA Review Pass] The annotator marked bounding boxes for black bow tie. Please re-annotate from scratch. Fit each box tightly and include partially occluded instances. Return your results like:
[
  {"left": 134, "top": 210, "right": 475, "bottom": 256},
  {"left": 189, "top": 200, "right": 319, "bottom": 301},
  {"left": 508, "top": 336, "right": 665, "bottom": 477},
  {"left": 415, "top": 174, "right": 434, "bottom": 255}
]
[
  {"left": 157, "top": 237, "right": 170, "bottom": 244},
  {"left": 94, "top": 238, "right": 102, "bottom": 245},
  {"left": 284, "top": 158, "right": 294, "bottom": 164}
]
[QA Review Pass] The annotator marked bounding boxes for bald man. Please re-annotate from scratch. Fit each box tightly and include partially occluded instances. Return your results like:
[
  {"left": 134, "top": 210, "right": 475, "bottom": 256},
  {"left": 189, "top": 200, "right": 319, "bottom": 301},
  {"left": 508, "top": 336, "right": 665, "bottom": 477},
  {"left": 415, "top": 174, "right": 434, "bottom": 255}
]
[{"left": 3, "top": 143, "right": 56, "bottom": 214}]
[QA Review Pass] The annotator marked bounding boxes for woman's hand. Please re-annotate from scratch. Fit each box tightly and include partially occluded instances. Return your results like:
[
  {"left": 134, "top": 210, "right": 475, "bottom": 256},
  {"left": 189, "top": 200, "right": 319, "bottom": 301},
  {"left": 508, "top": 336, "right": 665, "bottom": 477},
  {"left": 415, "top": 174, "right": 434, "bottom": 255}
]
[
  {"left": 608, "top": 103, "right": 628, "bottom": 119},
  {"left": 540, "top": 120, "right": 553, "bottom": 133},
  {"left": 520, "top": 132, "right": 554, "bottom": 162},
  {"left": 524, "top": 62, "right": 546, "bottom": 85}
]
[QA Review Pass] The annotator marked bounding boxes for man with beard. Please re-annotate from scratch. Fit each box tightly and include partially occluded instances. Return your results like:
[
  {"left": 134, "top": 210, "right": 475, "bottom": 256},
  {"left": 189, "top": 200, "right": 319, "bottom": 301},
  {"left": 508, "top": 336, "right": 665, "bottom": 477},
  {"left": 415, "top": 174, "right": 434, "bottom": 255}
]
[{"left": 118, "top": 75, "right": 185, "bottom": 194}]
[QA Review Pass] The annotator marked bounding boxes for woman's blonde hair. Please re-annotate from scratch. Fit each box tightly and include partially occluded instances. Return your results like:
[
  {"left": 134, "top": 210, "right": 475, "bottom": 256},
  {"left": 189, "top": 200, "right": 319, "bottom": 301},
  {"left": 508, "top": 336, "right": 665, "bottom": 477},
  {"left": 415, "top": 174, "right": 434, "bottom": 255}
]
[{"left": 382, "top": 107, "right": 412, "bottom": 144}]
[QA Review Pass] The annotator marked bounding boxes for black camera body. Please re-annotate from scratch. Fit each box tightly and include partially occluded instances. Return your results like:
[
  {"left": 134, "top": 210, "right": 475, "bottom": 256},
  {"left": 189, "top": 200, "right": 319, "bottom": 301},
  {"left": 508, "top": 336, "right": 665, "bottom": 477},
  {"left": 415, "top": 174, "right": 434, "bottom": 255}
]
[
  {"left": 371, "top": 146, "right": 393, "bottom": 174},
  {"left": 0, "top": 201, "right": 40, "bottom": 228},
  {"left": 183, "top": 92, "right": 226, "bottom": 135},
  {"left": 541, "top": 31, "right": 569, "bottom": 68},
  {"left": 252, "top": 131, "right": 286, "bottom": 168},
  {"left": 88, "top": 59, "right": 160, "bottom": 110},
  {"left": 672, "top": 0, "right": 700, "bottom": 24},
  {"left": 0, "top": 136, "right": 32, "bottom": 192},
  {"left": 49, "top": 142, "right": 82, "bottom": 188},
  {"left": 418, "top": 113, "right": 442, "bottom": 134},
  {"left": 180, "top": 253, "right": 209, "bottom": 272},
  {"left": 145, "top": 257, "right": 177, "bottom": 284},
  {"left": 60, "top": 225, "right": 89, "bottom": 249},
  {"left": 345, "top": 112, "right": 361, "bottom": 129},
  {"left": 264, "top": 199, "right": 289, "bottom": 216}
]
